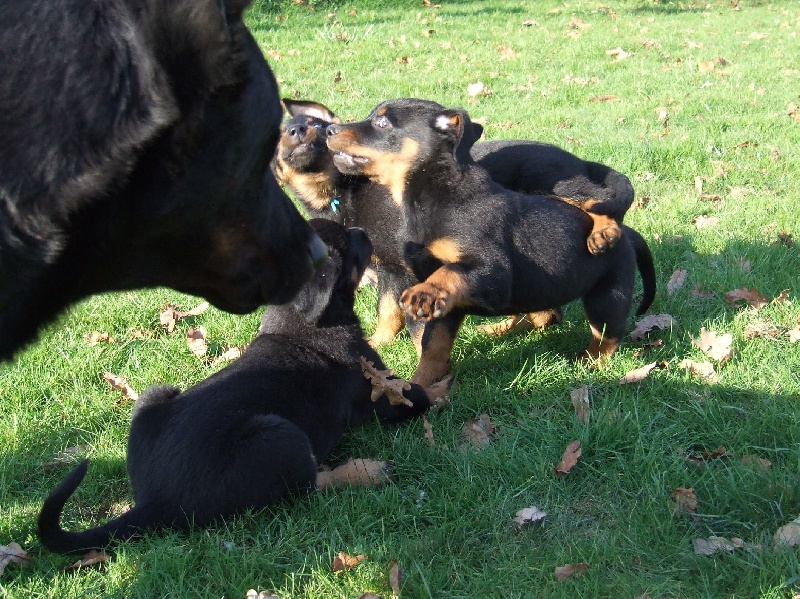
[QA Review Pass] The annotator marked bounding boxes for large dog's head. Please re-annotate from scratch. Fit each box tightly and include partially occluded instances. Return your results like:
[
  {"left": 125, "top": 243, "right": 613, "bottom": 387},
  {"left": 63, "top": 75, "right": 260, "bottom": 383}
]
[{"left": 0, "top": 0, "right": 325, "bottom": 359}]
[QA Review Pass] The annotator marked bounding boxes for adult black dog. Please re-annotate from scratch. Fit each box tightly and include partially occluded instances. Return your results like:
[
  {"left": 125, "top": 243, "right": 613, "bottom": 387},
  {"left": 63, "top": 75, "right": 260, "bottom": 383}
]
[
  {"left": 38, "top": 219, "right": 447, "bottom": 554},
  {"left": 0, "top": 0, "right": 326, "bottom": 362},
  {"left": 327, "top": 99, "right": 656, "bottom": 386}
]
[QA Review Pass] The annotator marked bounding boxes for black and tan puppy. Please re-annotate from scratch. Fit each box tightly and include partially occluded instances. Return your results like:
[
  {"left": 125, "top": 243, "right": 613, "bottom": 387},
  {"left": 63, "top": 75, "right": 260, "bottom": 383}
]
[
  {"left": 275, "top": 99, "right": 636, "bottom": 344},
  {"left": 0, "top": 0, "right": 326, "bottom": 362},
  {"left": 38, "top": 220, "right": 445, "bottom": 555},
  {"left": 326, "top": 99, "right": 655, "bottom": 386}
]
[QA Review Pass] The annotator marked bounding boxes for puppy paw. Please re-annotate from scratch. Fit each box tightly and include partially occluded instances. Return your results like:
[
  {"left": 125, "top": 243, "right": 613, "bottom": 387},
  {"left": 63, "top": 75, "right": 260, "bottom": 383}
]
[
  {"left": 587, "top": 220, "right": 622, "bottom": 255},
  {"left": 400, "top": 282, "right": 450, "bottom": 319}
]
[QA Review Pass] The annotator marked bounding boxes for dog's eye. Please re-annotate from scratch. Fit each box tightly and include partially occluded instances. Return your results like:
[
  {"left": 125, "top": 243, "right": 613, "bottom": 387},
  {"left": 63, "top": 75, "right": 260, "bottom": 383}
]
[{"left": 373, "top": 115, "right": 391, "bottom": 129}]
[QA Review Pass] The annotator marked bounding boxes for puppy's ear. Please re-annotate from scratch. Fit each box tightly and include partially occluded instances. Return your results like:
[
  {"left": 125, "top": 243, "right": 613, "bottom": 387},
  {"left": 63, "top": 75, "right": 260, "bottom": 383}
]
[
  {"left": 455, "top": 117, "right": 483, "bottom": 163},
  {"left": 290, "top": 257, "right": 337, "bottom": 323},
  {"left": 433, "top": 109, "right": 469, "bottom": 156},
  {"left": 281, "top": 99, "right": 342, "bottom": 124}
]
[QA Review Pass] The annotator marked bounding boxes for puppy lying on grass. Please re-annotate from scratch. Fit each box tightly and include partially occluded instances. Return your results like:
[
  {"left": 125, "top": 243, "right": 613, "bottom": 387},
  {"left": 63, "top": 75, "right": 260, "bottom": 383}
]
[{"left": 38, "top": 219, "right": 448, "bottom": 555}]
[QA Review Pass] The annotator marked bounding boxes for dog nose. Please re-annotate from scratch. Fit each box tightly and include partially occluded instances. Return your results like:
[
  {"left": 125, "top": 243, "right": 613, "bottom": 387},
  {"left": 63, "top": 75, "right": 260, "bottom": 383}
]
[
  {"left": 287, "top": 124, "right": 307, "bottom": 140},
  {"left": 326, "top": 124, "right": 341, "bottom": 137}
]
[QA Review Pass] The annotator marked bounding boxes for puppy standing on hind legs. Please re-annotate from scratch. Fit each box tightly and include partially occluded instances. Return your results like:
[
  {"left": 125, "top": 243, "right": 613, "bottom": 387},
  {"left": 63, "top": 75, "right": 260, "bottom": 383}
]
[{"left": 38, "top": 219, "right": 449, "bottom": 555}]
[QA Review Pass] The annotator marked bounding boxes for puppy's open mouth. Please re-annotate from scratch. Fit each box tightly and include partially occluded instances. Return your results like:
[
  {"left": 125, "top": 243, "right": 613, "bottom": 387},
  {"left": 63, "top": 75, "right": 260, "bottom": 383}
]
[{"left": 333, "top": 151, "right": 370, "bottom": 172}]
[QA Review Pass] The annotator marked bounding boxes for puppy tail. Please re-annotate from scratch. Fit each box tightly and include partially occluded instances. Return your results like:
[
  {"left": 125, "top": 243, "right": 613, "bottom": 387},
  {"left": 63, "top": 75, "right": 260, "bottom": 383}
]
[
  {"left": 38, "top": 459, "right": 149, "bottom": 555},
  {"left": 625, "top": 227, "right": 657, "bottom": 315}
]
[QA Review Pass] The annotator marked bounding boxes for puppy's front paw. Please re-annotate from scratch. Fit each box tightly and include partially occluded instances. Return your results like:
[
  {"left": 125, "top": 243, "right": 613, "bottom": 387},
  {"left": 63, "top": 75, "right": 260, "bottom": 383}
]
[
  {"left": 587, "top": 220, "right": 622, "bottom": 255},
  {"left": 400, "top": 282, "right": 450, "bottom": 319}
]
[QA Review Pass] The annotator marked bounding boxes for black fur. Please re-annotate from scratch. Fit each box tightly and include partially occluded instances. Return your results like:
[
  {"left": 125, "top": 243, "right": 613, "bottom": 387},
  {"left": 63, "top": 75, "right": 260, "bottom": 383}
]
[
  {"left": 0, "top": 0, "right": 326, "bottom": 361},
  {"left": 326, "top": 98, "right": 656, "bottom": 386},
  {"left": 37, "top": 220, "right": 434, "bottom": 555}
]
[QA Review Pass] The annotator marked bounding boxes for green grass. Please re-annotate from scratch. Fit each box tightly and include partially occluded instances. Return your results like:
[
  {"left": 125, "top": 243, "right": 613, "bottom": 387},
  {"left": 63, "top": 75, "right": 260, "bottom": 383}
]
[{"left": 2, "top": 0, "right": 800, "bottom": 597}]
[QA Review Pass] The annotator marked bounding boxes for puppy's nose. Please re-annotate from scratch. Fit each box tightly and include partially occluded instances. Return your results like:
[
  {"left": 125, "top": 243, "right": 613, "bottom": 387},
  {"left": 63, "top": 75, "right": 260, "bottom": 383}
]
[
  {"left": 326, "top": 123, "right": 341, "bottom": 137},
  {"left": 288, "top": 124, "right": 307, "bottom": 140}
]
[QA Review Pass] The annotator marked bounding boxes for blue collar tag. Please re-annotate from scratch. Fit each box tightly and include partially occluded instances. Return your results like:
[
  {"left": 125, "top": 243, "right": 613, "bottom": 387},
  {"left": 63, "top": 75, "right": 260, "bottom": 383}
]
[{"left": 330, "top": 198, "right": 340, "bottom": 213}]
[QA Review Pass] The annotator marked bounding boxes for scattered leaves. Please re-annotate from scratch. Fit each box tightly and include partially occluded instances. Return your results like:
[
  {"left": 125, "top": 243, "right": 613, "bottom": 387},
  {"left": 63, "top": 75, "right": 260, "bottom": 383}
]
[
  {"left": 606, "top": 46, "right": 632, "bottom": 60},
  {"left": 554, "top": 562, "right": 590, "bottom": 581},
  {"left": 102, "top": 372, "right": 138, "bottom": 401},
  {"left": 725, "top": 287, "right": 769, "bottom": 310},
  {"left": 186, "top": 326, "right": 209, "bottom": 358},
  {"left": 619, "top": 360, "right": 668, "bottom": 384},
  {"left": 514, "top": 505, "right": 548, "bottom": 527},
  {"left": 693, "top": 215, "right": 719, "bottom": 229},
  {"left": 360, "top": 357, "right": 413, "bottom": 407},
  {"left": 682, "top": 446, "right": 732, "bottom": 468},
  {"left": 554, "top": 440, "right": 581, "bottom": 477},
  {"left": 671, "top": 487, "right": 698, "bottom": 516},
  {"left": 694, "top": 536, "right": 744, "bottom": 556},
  {"left": 678, "top": 359, "right": 717, "bottom": 381},
  {"left": 388, "top": 559, "right": 402, "bottom": 597},
  {"left": 159, "top": 301, "right": 209, "bottom": 333},
  {"left": 588, "top": 94, "right": 619, "bottom": 103},
  {"left": 692, "top": 328, "right": 733, "bottom": 365},
  {"left": 630, "top": 314, "right": 675, "bottom": 341},
  {"left": 84, "top": 331, "right": 115, "bottom": 345},
  {"left": 667, "top": 269, "right": 687, "bottom": 295},
  {"left": 741, "top": 454, "right": 771, "bottom": 471},
  {"left": 66, "top": 549, "right": 110, "bottom": 571},
  {"left": 774, "top": 515, "right": 800, "bottom": 547},
  {"left": 460, "top": 414, "right": 496, "bottom": 450},
  {"left": 333, "top": 551, "right": 366, "bottom": 572},
  {"left": 570, "top": 386, "right": 590, "bottom": 424},
  {"left": 0, "top": 542, "right": 32, "bottom": 576},
  {"left": 422, "top": 416, "right": 437, "bottom": 447},
  {"left": 467, "top": 81, "right": 491, "bottom": 97}
]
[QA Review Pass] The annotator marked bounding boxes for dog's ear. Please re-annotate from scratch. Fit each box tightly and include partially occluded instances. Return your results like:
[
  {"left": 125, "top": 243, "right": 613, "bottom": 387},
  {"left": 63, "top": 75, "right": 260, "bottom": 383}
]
[
  {"left": 290, "top": 256, "right": 338, "bottom": 323},
  {"left": 455, "top": 115, "right": 483, "bottom": 163},
  {"left": 433, "top": 109, "right": 470, "bottom": 156},
  {"left": 281, "top": 99, "right": 342, "bottom": 124}
]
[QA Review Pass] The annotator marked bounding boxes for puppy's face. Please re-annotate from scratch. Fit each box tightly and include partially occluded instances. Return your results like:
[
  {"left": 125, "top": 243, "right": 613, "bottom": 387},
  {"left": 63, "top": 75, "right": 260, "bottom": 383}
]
[
  {"left": 275, "top": 100, "right": 342, "bottom": 211},
  {"left": 325, "top": 98, "right": 472, "bottom": 206}
]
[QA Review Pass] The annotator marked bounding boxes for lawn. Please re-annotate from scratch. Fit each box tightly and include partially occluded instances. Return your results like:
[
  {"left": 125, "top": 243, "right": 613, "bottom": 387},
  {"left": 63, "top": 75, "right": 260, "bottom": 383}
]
[{"left": 1, "top": 0, "right": 799, "bottom": 597}]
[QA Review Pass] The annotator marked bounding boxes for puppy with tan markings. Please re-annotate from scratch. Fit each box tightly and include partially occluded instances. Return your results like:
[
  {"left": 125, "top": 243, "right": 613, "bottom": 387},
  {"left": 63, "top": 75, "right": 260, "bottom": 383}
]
[
  {"left": 326, "top": 99, "right": 655, "bottom": 386},
  {"left": 38, "top": 220, "right": 447, "bottom": 555}
]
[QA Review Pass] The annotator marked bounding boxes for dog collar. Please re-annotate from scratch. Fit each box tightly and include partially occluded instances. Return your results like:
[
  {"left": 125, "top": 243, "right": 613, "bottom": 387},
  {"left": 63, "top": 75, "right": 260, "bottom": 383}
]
[{"left": 330, "top": 197, "right": 340, "bottom": 213}]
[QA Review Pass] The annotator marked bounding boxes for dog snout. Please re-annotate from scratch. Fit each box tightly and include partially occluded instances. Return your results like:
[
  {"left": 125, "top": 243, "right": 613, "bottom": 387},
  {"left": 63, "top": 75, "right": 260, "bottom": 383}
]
[
  {"left": 326, "top": 123, "right": 341, "bottom": 138},
  {"left": 288, "top": 123, "right": 307, "bottom": 140}
]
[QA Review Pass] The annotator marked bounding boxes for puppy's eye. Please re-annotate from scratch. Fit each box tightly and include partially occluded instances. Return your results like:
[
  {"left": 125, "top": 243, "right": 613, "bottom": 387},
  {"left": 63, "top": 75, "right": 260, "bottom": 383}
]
[{"left": 373, "top": 115, "right": 391, "bottom": 129}]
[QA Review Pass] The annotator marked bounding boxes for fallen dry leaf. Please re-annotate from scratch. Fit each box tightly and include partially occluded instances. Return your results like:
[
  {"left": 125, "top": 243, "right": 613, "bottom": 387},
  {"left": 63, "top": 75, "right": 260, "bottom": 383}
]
[
  {"left": 42, "top": 445, "right": 88, "bottom": 469},
  {"left": 84, "top": 331, "right": 115, "bottom": 345},
  {"left": 787, "top": 328, "right": 800, "bottom": 343},
  {"left": 360, "top": 357, "right": 413, "bottom": 407},
  {"left": 630, "top": 313, "right": 675, "bottom": 341},
  {"left": 693, "top": 215, "right": 719, "bottom": 229},
  {"left": 691, "top": 285, "right": 715, "bottom": 300},
  {"left": 725, "top": 287, "right": 769, "bottom": 310},
  {"left": 554, "top": 562, "right": 590, "bottom": 582},
  {"left": 159, "top": 301, "right": 209, "bottom": 333},
  {"left": 422, "top": 416, "right": 436, "bottom": 447},
  {"left": 619, "top": 360, "right": 667, "bottom": 384},
  {"left": 678, "top": 359, "right": 717, "bottom": 381},
  {"left": 743, "top": 321, "right": 780, "bottom": 340},
  {"left": 216, "top": 345, "right": 246, "bottom": 362},
  {"left": 514, "top": 505, "right": 548, "bottom": 527},
  {"left": 554, "top": 440, "right": 581, "bottom": 476},
  {"left": 588, "top": 94, "right": 619, "bottom": 103},
  {"left": 606, "top": 46, "right": 632, "bottom": 60},
  {"left": 245, "top": 591, "right": 281, "bottom": 599},
  {"left": 333, "top": 551, "right": 366, "bottom": 572},
  {"left": 671, "top": 487, "right": 698, "bottom": 516},
  {"left": 667, "top": 269, "right": 687, "bottom": 295},
  {"left": 776, "top": 231, "right": 793, "bottom": 247},
  {"left": 460, "top": 414, "right": 496, "bottom": 450},
  {"left": 570, "top": 386, "right": 590, "bottom": 424},
  {"left": 774, "top": 515, "right": 800, "bottom": 547},
  {"left": 632, "top": 338, "right": 664, "bottom": 358},
  {"left": 102, "top": 372, "right": 138, "bottom": 401},
  {"left": 467, "top": 81, "right": 490, "bottom": 97},
  {"left": 694, "top": 536, "right": 741, "bottom": 556},
  {"left": 186, "top": 326, "right": 209, "bottom": 358},
  {"left": 388, "top": 559, "right": 402, "bottom": 596},
  {"left": 741, "top": 454, "right": 771, "bottom": 471},
  {"left": 0, "top": 542, "right": 32, "bottom": 576},
  {"left": 681, "top": 446, "right": 732, "bottom": 468},
  {"left": 692, "top": 328, "right": 733, "bottom": 365},
  {"left": 66, "top": 549, "right": 110, "bottom": 571},
  {"left": 771, "top": 289, "right": 790, "bottom": 305}
]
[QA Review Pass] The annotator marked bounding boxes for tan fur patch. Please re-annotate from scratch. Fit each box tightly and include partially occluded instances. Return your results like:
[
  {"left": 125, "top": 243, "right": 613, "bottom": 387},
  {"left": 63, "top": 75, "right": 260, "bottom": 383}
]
[
  {"left": 585, "top": 323, "right": 620, "bottom": 361},
  {"left": 428, "top": 237, "right": 462, "bottom": 263},
  {"left": 369, "top": 291, "right": 405, "bottom": 347},
  {"left": 411, "top": 321, "right": 457, "bottom": 387},
  {"left": 315, "top": 458, "right": 392, "bottom": 489},
  {"left": 276, "top": 162, "right": 338, "bottom": 211}
]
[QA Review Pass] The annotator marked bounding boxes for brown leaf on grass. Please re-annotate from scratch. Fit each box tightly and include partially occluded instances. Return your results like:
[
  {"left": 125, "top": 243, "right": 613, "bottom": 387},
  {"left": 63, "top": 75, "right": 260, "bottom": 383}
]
[
  {"left": 588, "top": 94, "right": 619, "bottom": 103},
  {"left": 42, "top": 445, "right": 88, "bottom": 469},
  {"left": 725, "top": 287, "right": 769, "bottom": 310},
  {"left": 771, "top": 289, "right": 790, "bottom": 305},
  {"left": 632, "top": 338, "right": 664, "bottom": 358},
  {"left": 102, "top": 372, "right": 138, "bottom": 401},
  {"left": 774, "top": 515, "right": 800, "bottom": 547},
  {"left": 691, "top": 285, "right": 715, "bottom": 299},
  {"left": 775, "top": 231, "right": 793, "bottom": 247},
  {"left": 467, "top": 81, "right": 490, "bottom": 97},
  {"left": 332, "top": 551, "right": 366, "bottom": 572},
  {"left": 700, "top": 193, "right": 722, "bottom": 201},
  {"left": 681, "top": 446, "right": 732, "bottom": 468},
  {"left": 66, "top": 549, "right": 110, "bottom": 571},
  {"left": 245, "top": 590, "right": 281, "bottom": 599},
  {"left": 606, "top": 46, "right": 632, "bottom": 60},
  {"left": 570, "top": 386, "right": 590, "bottom": 424},
  {"left": 215, "top": 344, "right": 246, "bottom": 363},
  {"left": 513, "top": 505, "right": 548, "bottom": 527},
  {"left": 694, "top": 536, "right": 741, "bottom": 556},
  {"left": 159, "top": 301, "right": 209, "bottom": 333},
  {"left": 667, "top": 269, "right": 687, "bottom": 295},
  {"left": 0, "top": 542, "right": 32, "bottom": 576},
  {"left": 360, "top": 357, "right": 413, "bottom": 407},
  {"left": 741, "top": 455, "right": 771, "bottom": 471},
  {"left": 678, "top": 359, "right": 717, "bottom": 381},
  {"left": 84, "top": 331, "right": 115, "bottom": 346},
  {"left": 692, "top": 328, "right": 733, "bottom": 365},
  {"left": 554, "top": 440, "right": 581, "bottom": 476},
  {"left": 554, "top": 562, "right": 590, "bottom": 581},
  {"left": 186, "top": 326, "right": 208, "bottom": 358},
  {"left": 356, "top": 595, "right": 380, "bottom": 599},
  {"left": 789, "top": 102, "right": 800, "bottom": 123},
  {"left": 619, "top": 361, "right": 668, "bottom": 385},
  {"left": 693, "top": 215, "right": 719, "bottom": 229},
  {"left": 388, "top": 559, "right": 402, "bottom": 596},
  {"left": 670, "top": 487, "right": 698, "bottom": 516},
  {"left": 422, "top": 416, "right": 436, "bottom": 447},
  {"left": 630, "top": 314, "right": 675, "bottom": 341},
  {"left": 460, "top": 414, "right": 496, "bottom": 450},
  {"left": 743, "top": 321, "right": 780, "bottom": 340},
  {"left": 787, "top": 328, "right": 800, "bottom": 343}
]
